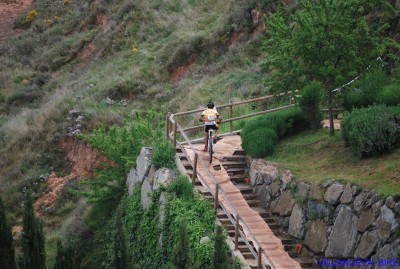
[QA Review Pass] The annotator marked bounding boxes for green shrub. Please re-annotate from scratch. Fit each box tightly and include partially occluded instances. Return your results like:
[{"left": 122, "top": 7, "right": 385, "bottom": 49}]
[
  {"left": 298, "top": 81, "right": 324, "bottom": 131},
  {"left": 241, "top": 108, "right": 308, "bottom": 158},
  {"left": 343, "top": 69, "right": 390, "bottom": 110},
  {"left": 341, "top": 105, "right": 400, "bottom": 158},
  {"left": 151, "top": 139, "right": 176, "bottom": 169},
  {"left": 241, "top": 127, "right": 278, "bottom": 158},
  {"left": 377, "top": 84, "right": 400, "bottom": 106},
  {"left": 166, "top": 175, "right": 193, "bottom": 200}
]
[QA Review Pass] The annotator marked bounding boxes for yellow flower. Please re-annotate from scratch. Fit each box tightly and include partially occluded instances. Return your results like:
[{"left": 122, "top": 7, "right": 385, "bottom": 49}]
[
  {"left": 22, "top": 79, "right": 30, "bottom": 85},
  {"left": 45, "top": 18, "right": 52, "bottom": 25},
  {"left": 131, "top": 45, "right": 138, "bottom": 54},
  {"left": 54, "top": 16, "right": 60, "bottom": 21},
  {"left": 64, "top": 0, "right": 70, "bottom": 5},
  {"left": 25, "top": 9, "right": 38, "bottom": 24}
]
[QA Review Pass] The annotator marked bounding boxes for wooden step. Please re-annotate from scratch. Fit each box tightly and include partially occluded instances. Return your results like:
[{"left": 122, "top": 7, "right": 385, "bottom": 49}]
[
  {"left": 222, "top": 155, "right": 247, "bottom": 161},
  {"left": 222, "top": 161, "right": 247, "bottom": 168},
  {"left": 233, "top": 149, "right": 246, "bottom": 155},
  {"left": 293, "top": 258, "right": 315, "bottom": 268},
  {"left": 229, "top": 174, "right": 247, "bottom": 182},
  {"left": 251, "top": 207, "right": 271, "bottom": 218},
  {"left": 235, "top": 184, "right": 254, "bottom": 194},
  {"left": 242, "top": 193, "right": 257, "bottom": 201},
  {"left": 225, "top": 167, "right": 247, "bottom": 173}
]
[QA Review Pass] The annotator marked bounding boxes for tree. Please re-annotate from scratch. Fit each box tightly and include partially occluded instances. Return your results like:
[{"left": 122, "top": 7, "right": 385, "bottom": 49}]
[
  {"left": 172, "top": 223, "right": 191, "bottom": 269},
  {"left": 213, "top": 225, "right": 229, "bottom": 269},
  {"left": 53, "top": 240, "right": 74, "bottom": 269},
  {"left": 263, "top": 0, "right": 391, "bottom": 134},
  {"left": 19, "top": 193, "right": 46, "bottom": 269},
  {"left": 0, "top": 196, "right": 16, "bottom": 269},
  {"left": 113, "top": 208, "right": 130, "bottom": 269}
]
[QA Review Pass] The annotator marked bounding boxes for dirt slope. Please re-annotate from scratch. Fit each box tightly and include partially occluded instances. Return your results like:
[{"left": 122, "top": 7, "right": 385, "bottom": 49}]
[{"left": 0, "top": 0, "right": 33, "bottom": 42}]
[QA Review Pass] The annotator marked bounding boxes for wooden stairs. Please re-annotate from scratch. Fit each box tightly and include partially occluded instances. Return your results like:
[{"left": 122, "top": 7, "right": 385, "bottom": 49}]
[{"left": 176, "top": 147, "right": 316, "bottom": 269}]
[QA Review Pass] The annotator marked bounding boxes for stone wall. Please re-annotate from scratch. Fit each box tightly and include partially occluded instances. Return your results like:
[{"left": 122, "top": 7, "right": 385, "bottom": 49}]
[{"left": 249, "top": 158, "right": 400, "bottom": 268}]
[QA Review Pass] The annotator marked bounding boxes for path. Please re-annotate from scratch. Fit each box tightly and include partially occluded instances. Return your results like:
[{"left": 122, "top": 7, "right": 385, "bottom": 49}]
[{"left": 183, "top": 135, "right": 302, "bottom": 269}]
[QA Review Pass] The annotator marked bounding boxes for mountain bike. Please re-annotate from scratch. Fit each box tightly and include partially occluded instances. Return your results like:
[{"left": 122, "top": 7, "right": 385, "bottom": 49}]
[{"left": 208, "top": 128, "right": 214, "bottom": 163}]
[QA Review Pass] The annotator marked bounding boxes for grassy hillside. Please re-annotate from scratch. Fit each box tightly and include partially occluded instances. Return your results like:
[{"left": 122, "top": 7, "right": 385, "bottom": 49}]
[{"left": 0, "top": 0, "right": 270, "bottom": 215}]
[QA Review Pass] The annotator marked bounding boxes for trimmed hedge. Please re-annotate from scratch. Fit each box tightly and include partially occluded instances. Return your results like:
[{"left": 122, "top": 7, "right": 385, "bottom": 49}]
[
  {"left": 241, "top": 108, "right": 308, "bottom": 158},
  {"left": 241, "top": 127, "right": 278, "bottom": 158},
  {"left": 341, "top": 105, "right": 400, "bottom": 158}
]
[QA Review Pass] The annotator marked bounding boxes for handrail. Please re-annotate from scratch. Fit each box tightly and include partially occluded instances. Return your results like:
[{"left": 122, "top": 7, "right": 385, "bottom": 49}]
[{"left": 168, "top": 93, "right": 296, "bottom": 269}]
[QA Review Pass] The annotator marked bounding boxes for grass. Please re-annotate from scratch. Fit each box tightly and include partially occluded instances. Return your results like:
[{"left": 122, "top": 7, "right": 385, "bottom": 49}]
[{"left": 267, "top": 129, "right": 400, "bottom": 197}]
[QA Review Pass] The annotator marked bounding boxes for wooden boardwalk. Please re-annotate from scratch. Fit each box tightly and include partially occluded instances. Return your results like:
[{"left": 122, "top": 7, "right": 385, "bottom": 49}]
[{"left": 183, "top": 135, "right": 303, "bottom": 269}]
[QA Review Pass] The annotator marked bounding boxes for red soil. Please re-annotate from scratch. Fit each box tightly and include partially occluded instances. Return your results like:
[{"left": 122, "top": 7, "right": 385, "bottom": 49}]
[{"left": 0, "top": 0, "right": 33, "bottom": 42}]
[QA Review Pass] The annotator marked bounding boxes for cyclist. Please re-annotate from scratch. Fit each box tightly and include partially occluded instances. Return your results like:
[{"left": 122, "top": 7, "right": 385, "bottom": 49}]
[{"left": 199, "top": 101, "right": 222, "bottom": 152}]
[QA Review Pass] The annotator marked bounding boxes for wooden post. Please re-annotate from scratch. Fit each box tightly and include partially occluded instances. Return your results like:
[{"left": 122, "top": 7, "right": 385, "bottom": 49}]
[
  {"left": 234, "top": 214, "right": 239, "bottom": 250},
  {"left": 214, "top": 183, "right": 219, "bottom": 213},
  {"left": 173, "top": 122, "right": 177, "bottom": 149},
  {"left": 191, "top": 153, "right": 198, "bottom": 186},
  {"left": 165, "top": 112, "right": 171, "bottom": 140},
  {"left": 258, "top": 247, "right": 262, "bottom": 269},
  {"left": 229, "top": 100, "right": 233, "bottom": 133}
]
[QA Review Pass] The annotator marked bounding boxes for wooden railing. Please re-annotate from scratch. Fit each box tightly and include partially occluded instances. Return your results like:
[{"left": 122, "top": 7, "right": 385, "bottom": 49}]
[{"left": 166, "top": 93, "right": 297, "bottom": 269}]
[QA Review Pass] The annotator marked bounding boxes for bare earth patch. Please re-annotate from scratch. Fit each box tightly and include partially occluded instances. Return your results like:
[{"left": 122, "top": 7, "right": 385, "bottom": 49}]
[{"left": 0, "top": 0, "right": 33, "bottom": 42}]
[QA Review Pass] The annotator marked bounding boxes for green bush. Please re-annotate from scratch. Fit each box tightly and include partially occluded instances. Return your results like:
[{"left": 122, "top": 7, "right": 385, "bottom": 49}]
[
  {"left": 377, "top": 84, "right": 400, "bottom": 106},
  {"left": 166, "top": 175, "right": 193, "bottom": 200},
  {"left": 298, "top": 81, "right": 324, "bottom": 131},
  {"left": 241, "top": 127, "right": 278, "bottom": 158},
  {"left": 341, "top": 105, "right": 400, "bottom": 158},
  {"left": 152, "top": 139, "right": 176, "bottom": 169},
  {"left": 343, "top": 69, "right": 390, "bottom": 110},
  {"left": 241, "top": 108, "right": 308, "bottom": 158}
]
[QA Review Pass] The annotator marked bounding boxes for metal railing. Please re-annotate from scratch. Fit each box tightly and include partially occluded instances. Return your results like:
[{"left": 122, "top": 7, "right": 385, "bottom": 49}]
[{"left": 166, "top": 93, "right": 297, "bottom": 269}]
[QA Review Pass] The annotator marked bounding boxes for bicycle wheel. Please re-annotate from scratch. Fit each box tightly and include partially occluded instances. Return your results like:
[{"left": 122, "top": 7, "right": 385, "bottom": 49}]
[{"left": 208, "top": 130, "right": 213, "bottom": 163}]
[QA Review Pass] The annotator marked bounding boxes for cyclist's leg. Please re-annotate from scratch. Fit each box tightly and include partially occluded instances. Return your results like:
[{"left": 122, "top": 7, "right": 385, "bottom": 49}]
[
  {"left": 203, "top": 125, "right": 209, "bottom": 151},
  {"left": 213, "top": 125, "right": 219, "bottom": 143}
]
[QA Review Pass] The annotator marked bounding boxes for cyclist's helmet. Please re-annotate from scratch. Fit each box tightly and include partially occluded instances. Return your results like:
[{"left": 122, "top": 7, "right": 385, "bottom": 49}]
[{"left": 207, "top": 101, "right": 214, "bottom": 109}]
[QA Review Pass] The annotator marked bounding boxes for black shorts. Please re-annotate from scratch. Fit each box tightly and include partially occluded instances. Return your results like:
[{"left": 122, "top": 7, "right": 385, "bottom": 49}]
[{"left": 204, "top": 124, "right": 219, "bottom": 133}]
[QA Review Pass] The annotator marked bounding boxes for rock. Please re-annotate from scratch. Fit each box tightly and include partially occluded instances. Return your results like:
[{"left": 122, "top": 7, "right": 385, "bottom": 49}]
[
  {"left": 256, "top": 184, "right": 272, "bottom": 208},
  {"left": 354, "top": 230, "right": 379, "bottom": 259},
  {"left": 377, "top": 205, "right": 398, "bottom": 242},
  {"left": 396, "top": 0, "right": 400, "bottom": 10},
  {"left": 325, "top": 206, "right": 358, "bottom": 258},
  {"left": 372, "top": 201, "right": 382, "bottom": 218},
  {"left": 357, "top": 209, "right": 374, "bottom": 232},
  {"left": 372, "top": 238, "right": 400, "bottom": 269},
  {"left": 272, "top": 191, "right": 295, "bottom": 216},
  {"left": 126, "top": 169, "right": 138, "bottom": 196},
  {"left": 200, "top": 236, "right": 211, "bottom": 244},
  {"left": 395, "top": 202, "right": 400, "bottom": 215},
  {"left": 288, "top": 204, "right": 305, "bottom": 239},
  {"left": 340, "top": 183, "right": 353, "bottom": 204},
  {"left": 280, "top": 169, "right": 293, "bottom": 189},
  {"left": 304, "top": 220, "right": 328, "bottom": 254},
  {"left": 307, "top": 200, "right": 328, "bottom": 220},
  {"left": 353, "top": 192, "right": 367, "bottom": 213},
  {"left": 309, "top": 184, "right": 324, "bottom": 201},
  {"left": 249, "top": 159, "right": 278, "bottom": 185},
  {"left": 385, "top": 196, "right": 395, "bottom": 209},
  {"left": 352, "top": 185, "right": 361, "bottom": 196},
  {"left": 324, "top": 183, "right": 344, "bottom": 205},
  {"left": 367, "top": 194, "right": 379, "bottom": 207},
  {"left": 153, "top": 168, "right": 176, "bottom": 191},
  {"left": 141, "top": 179, "right": 153, "bottom": 209},
  {"left": 270, "top": 181, "right": 281, "bottom": 196},
  {"left": 136, "top": 147, "right": 153, "bottom": 184},
  {"left": 297, "top": 182, "right": 310, "bottom": 200}
]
